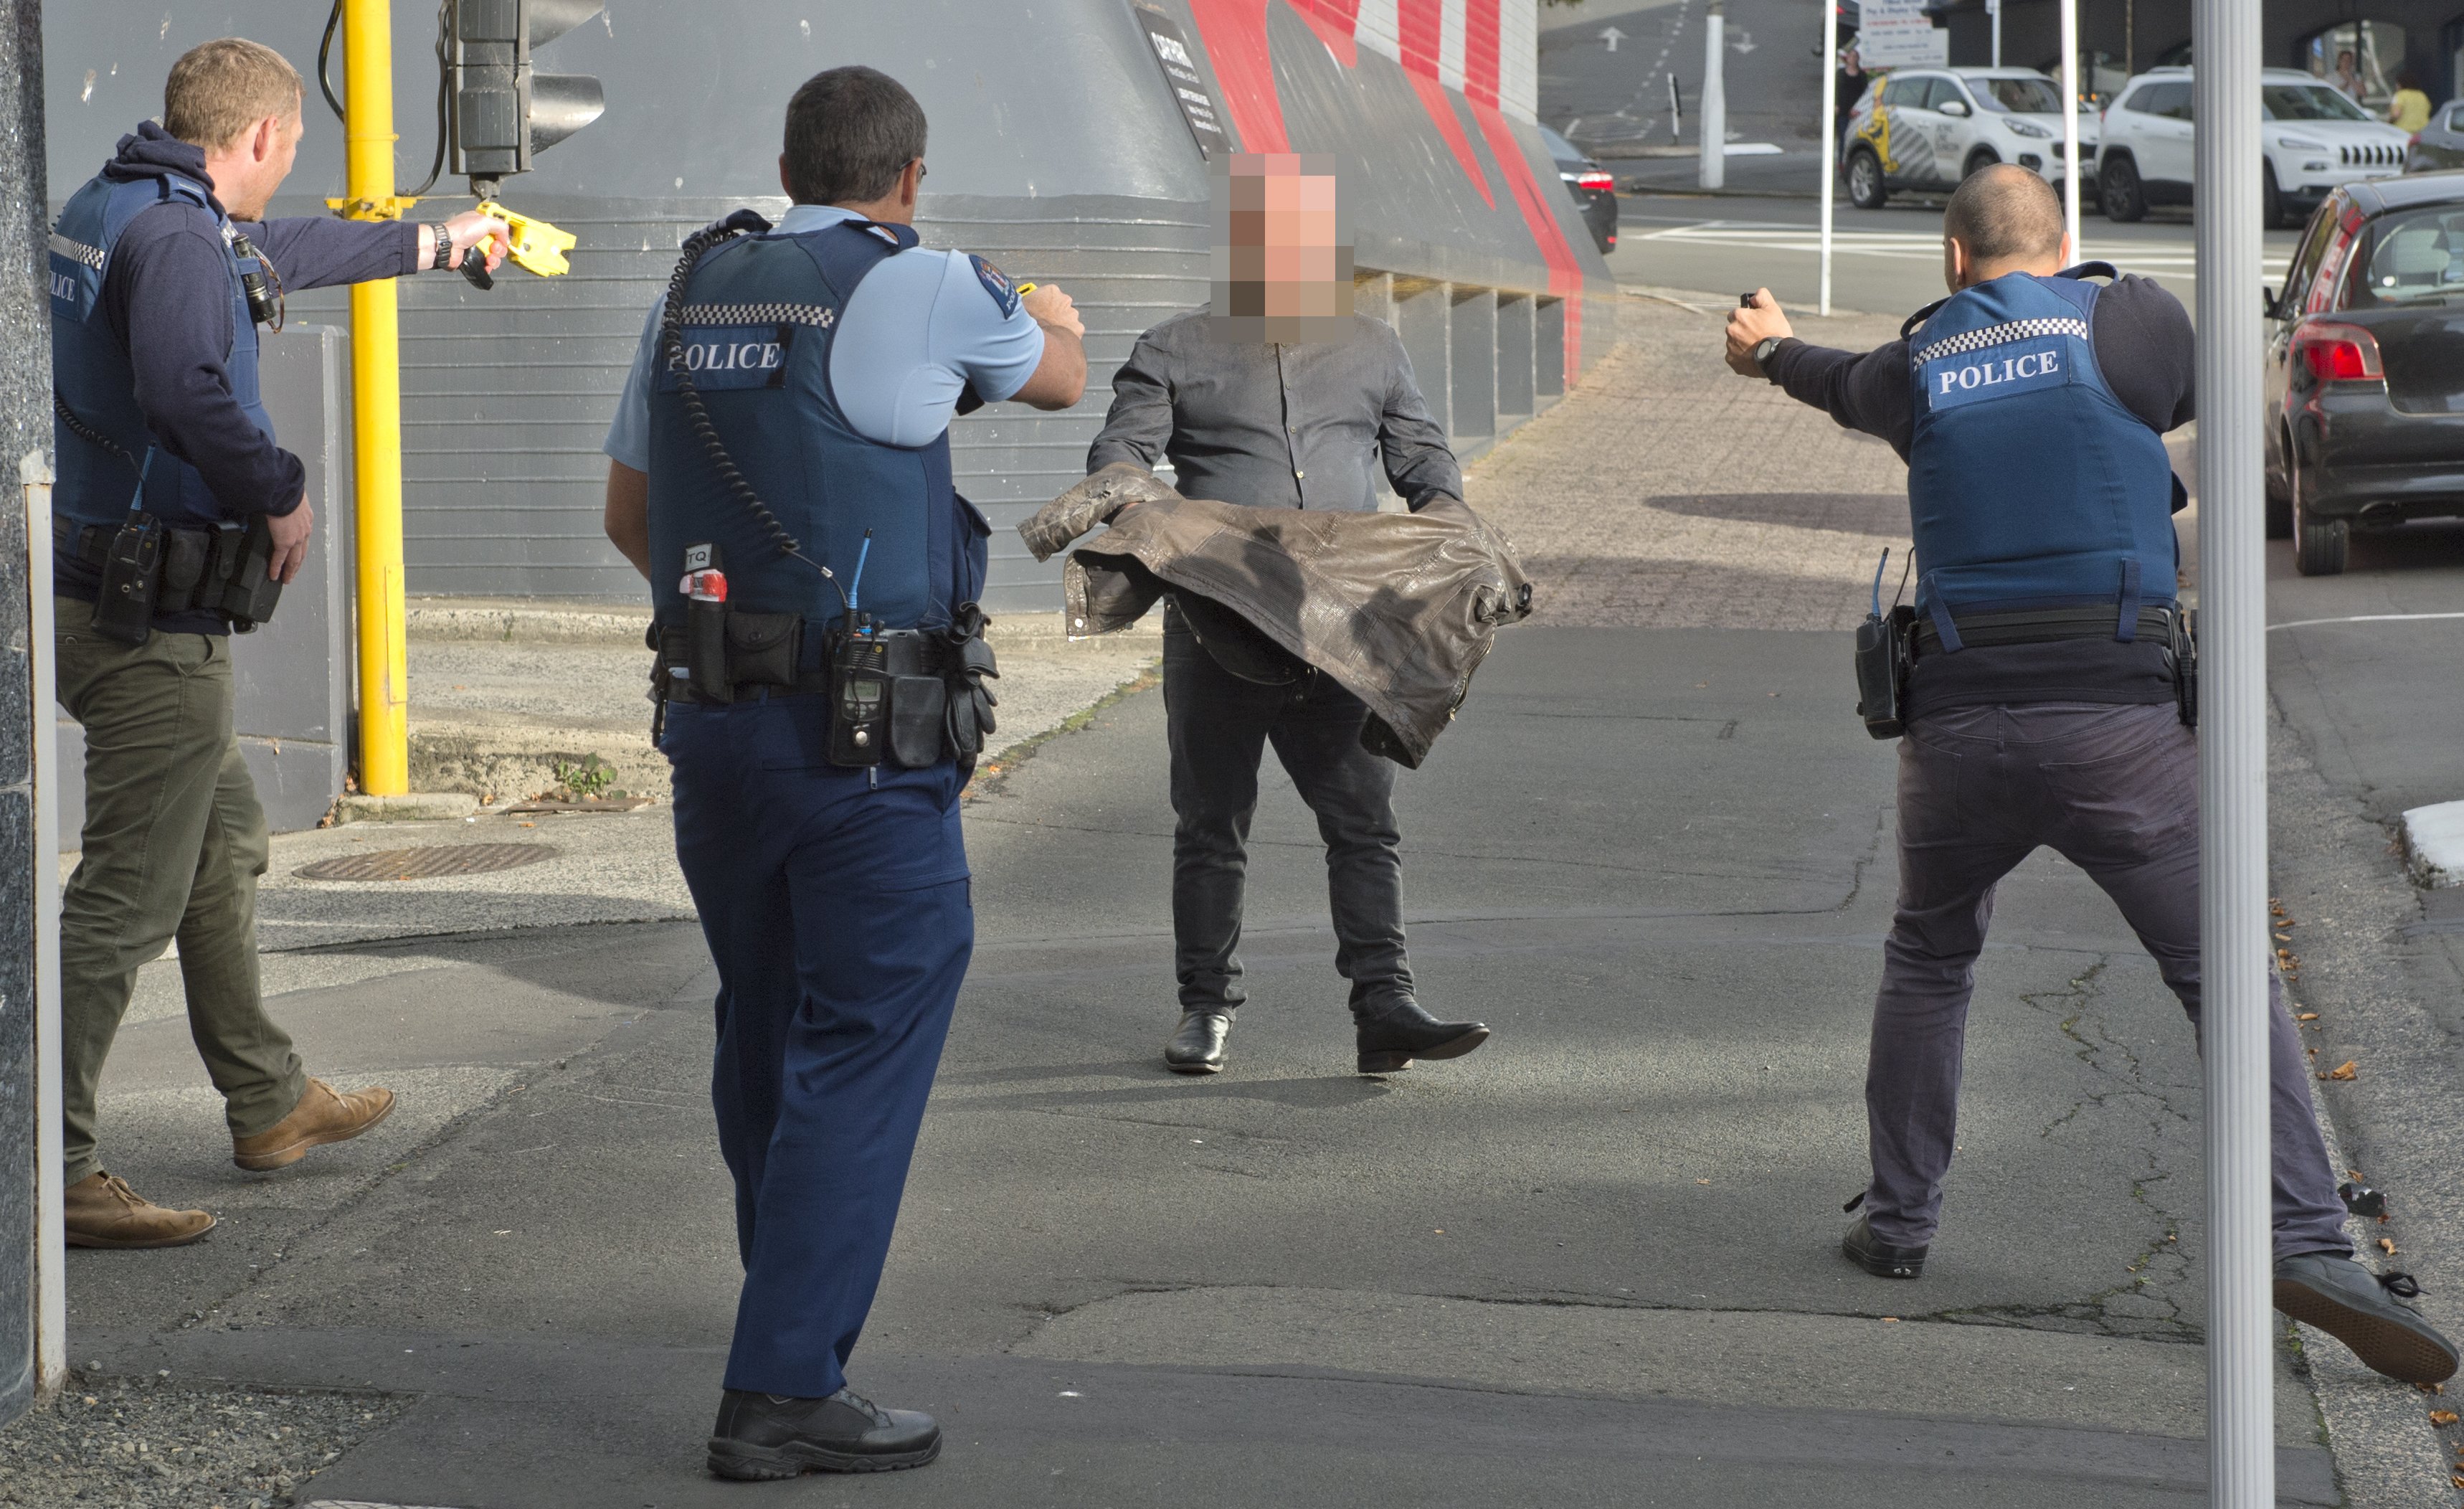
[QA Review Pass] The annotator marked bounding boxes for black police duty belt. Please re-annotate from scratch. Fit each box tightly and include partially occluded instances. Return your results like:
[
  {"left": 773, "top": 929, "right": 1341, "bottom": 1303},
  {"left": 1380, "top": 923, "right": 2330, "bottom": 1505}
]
[
  {"left": 1912, "top": 604, "right": 2181, "bottom": 658},
  {"left": 57, "top": 517, "right": 267, "bottom": 616},
  {"left": 653, "top": 618, "right": 962, "bottom": 704}
]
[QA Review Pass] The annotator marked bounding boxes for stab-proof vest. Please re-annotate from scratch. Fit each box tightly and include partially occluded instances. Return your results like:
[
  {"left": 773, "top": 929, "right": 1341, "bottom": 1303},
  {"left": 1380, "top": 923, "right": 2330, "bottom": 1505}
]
[
  {"left": 645, "top": 216, "right": 990, "bottom": 639},
  {"left": 1905, "top": 267, "right": 2178, "bottom": 651},
  {"left": 49, "top": 170, "right": 270, "bottom": 542}
]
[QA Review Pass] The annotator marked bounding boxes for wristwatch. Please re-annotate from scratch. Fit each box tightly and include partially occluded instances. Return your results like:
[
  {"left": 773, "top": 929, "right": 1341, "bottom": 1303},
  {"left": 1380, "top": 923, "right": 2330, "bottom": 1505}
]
[
  {"left": 1752, "top": 336, "right": 1785, "bottom": 375},
  {"left": 430, "top": 222, "right": 456, "bottom": 271}
]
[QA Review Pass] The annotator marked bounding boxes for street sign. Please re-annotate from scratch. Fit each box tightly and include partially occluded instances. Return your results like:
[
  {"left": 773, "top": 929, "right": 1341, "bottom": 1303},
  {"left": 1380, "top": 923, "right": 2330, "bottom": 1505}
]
[
  {"left": 1857, "top": 0, "right": 1950, "bottom": 67},
  {"left": 1133, "top": 6, "right": 1230, "bottom": 159}
]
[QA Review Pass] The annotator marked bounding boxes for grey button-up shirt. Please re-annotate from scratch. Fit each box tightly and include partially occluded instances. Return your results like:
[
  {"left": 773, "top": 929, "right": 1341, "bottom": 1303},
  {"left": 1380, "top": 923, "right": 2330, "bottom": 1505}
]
[{"left": 1086, "top": 308, "right": 1463, "bottom": 512}]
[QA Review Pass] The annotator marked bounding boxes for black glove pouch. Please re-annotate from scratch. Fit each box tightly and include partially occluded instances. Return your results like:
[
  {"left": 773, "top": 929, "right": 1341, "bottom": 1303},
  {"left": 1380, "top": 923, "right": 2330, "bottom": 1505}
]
[{"left": 160, "top": 526, "right": 209, "bottom": 607}]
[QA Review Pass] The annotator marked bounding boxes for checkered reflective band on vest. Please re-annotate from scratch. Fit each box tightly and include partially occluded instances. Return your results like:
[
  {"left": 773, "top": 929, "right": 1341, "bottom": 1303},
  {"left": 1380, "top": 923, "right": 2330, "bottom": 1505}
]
[
  {"left": 645, "top": 217, "right": 987, "bottom": 637},
  {"left": 1904, "top": 267, "right": 2179, "bottom": 652}
]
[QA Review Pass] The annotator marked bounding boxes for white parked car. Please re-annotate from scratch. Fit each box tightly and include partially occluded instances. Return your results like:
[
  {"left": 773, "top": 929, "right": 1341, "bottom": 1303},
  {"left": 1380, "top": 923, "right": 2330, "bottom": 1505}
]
[
  {"left": 1840, "top": 67, "right": 2100, "bottom": 209},
  {"left": 2098, "top": 67, "right": 2411, "bottom": 227}
]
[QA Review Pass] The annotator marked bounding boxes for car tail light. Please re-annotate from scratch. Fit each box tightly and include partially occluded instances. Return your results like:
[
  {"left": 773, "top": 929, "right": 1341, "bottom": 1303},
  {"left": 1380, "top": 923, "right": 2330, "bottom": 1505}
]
[
  {"left": 2293, "top": 321, "right": 2385, "bottom": 382},
  {"left": 1606, "top": 232, "right": 1618, "bottom": 248},
  {"left": 1576, "top": 171, "right": 1614, "bottom": 193}
]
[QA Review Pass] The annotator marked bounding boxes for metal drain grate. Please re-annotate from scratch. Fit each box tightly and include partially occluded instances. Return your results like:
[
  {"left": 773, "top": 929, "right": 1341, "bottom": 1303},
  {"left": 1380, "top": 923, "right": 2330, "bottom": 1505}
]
[{"left": 295, "top": 844, "right": 559, "bottom": 881}]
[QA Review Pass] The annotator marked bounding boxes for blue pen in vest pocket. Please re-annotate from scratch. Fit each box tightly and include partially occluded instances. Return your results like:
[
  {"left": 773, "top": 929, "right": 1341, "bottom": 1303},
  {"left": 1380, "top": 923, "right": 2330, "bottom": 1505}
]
[{"left": 1904, "top": 265, "right": 2181, "bottom": 653}]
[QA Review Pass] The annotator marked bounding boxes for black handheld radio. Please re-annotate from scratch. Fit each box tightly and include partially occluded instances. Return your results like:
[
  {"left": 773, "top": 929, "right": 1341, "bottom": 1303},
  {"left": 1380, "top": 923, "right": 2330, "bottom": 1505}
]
[
  {"left": 93, "top": 514, "right": 166, "bottom": 645},
  {"left": 1853, "top": 547, "right": 1914, "bottom": 740},
  {"left": 828, "top": 532, "right": 889, "bottom": 766}
]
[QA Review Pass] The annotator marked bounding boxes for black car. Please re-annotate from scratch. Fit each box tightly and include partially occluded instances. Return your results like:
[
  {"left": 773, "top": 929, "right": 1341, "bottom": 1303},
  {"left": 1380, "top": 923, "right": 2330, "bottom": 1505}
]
[
  {"left": 2265, "top": 173, "right": 2464, "bottom": 574},
  {"left": 2407, "top": 99, "right": 2464, "bottom": 172},
  {"left": 1540, "top": 123, "right": 1618, "bottom": 255}
]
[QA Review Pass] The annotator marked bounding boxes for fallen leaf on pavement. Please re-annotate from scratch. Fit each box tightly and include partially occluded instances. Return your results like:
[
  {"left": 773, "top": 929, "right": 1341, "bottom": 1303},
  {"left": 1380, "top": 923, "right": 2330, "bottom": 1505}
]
[
  {"left": 2320, "top": 1061, "right": 2358, "bottom": 1082},
  {"left": 1695, "top": 1178, "right": 1712, "bottom": 1186},
  {"left": 1880, "top": 1316, "right": 1900, "bottom": 1323},
  {"left": 2381, "top": 1237, "right": 2397, "bottom": 1256},
  {"left": 2295, "top": 1012, "right": 2318, "bottom": 1022},
  {"left": 2430, "top": 1409, "right": 2458, "bottom": 1426}
]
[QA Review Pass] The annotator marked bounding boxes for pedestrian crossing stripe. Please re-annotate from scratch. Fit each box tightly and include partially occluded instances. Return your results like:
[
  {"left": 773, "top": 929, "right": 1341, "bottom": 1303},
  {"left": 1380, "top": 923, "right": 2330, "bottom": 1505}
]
[{"left": 1634, "top": 220, "right": 2292, "bottom": 283}]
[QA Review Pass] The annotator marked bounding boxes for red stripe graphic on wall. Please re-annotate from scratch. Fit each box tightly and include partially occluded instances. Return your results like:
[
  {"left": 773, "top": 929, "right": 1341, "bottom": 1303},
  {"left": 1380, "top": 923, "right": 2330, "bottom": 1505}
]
[
  {"left": 1184, "top": 0, "right": 1292, "bottom": 152},
  {"left": 1291, "top": 0, "right": 1361, "bottom": 65},
  {"left": 1396, "top": 0, "right": 1495, "bottom": 207},
  {"left": 1460, "top": 0, "right": 1583, "bottom": 379}
]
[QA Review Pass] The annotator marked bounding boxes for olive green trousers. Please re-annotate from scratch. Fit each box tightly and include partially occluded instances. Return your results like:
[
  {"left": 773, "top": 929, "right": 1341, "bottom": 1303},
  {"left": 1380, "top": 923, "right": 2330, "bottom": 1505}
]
[{"left": 55, "top": 597, "right": 304, "bottom": 1186}]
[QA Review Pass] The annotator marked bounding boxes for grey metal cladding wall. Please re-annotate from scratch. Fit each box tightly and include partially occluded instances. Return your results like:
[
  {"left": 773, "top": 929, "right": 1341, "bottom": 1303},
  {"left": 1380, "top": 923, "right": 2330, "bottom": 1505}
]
[
  {"left": 46, "top": 1, "right": 1219, "bottom": 611},
  {"left": 42, "top": 2, "right": 1606, "bottom": 610}
]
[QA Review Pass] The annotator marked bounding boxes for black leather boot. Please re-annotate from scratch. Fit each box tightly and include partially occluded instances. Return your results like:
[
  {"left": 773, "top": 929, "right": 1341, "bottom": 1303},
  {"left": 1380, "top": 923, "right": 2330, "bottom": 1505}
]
[
  {"left": 1354, "top": 1001, "right": 1489, "bottom": 1074},
  {"left": 706, "top": 1386, "right": 941, "bottom": 1479},
  {"left": 1165, "top": 1010, "right": 1232, "bottom": 1074},
  {"left": 1842, "top": 1211, "right": 1928, "bottom": 1279},
  {"left": 2275, "top": 1252, "right": 2460, "bottom": 1384}
]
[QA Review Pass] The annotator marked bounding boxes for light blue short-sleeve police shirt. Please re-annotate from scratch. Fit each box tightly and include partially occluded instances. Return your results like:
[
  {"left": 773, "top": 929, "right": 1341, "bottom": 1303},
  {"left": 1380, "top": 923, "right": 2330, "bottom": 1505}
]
[{"left": 602, "top": 203, "right": 1046, "bottom": 470}]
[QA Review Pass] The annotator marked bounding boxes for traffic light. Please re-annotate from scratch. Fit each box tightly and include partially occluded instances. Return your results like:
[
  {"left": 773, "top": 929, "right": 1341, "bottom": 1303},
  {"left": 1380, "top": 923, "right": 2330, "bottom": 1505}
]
[{"left": 447, "top": 0, "right": 606, "bottom": 194}]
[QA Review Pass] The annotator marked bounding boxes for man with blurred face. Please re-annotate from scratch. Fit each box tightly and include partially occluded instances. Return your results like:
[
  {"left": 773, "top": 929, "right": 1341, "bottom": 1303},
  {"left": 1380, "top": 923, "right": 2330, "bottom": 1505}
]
[{"left": 1086, "top": 153, "right": 1491, "bottom": 1079}]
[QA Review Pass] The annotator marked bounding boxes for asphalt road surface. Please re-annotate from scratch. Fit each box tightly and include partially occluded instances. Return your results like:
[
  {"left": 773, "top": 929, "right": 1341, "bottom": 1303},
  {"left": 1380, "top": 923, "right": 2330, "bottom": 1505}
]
[{"left": 1609, "top": 190, "right": 2307, "bottom": 316}]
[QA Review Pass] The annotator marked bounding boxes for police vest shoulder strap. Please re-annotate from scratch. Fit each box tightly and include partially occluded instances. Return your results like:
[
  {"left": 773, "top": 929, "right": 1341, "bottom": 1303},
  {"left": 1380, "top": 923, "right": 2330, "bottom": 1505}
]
[
  {"left": 2056, "top": 260, "right": 2122, "bottom": 283},
  {"left": 1901, "top": 295, "right": 1951, "bottom": 341}
]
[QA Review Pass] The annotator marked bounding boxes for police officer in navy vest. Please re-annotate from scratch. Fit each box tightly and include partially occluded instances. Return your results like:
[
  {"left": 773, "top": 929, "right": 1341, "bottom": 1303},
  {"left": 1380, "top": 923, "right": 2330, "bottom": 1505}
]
[
  {"left": 49, "top": 39, "right": 508, "bottom": 1251},
  {"left": 600, "top": 67, "right": 1086, "bottom": 1478},
  {"left": 1725, "top": 166, "right": 2458, "bottom": 1385}
]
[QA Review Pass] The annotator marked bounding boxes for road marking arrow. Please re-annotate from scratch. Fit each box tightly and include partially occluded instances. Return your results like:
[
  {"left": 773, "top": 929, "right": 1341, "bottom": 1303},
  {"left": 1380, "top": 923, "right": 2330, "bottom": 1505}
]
[
  {"left": 1600, "top": 25, "right": 1628, "bottom": 51},
  {"left": 1730, "top": 27, "right": 1758, "bottom": 53}
]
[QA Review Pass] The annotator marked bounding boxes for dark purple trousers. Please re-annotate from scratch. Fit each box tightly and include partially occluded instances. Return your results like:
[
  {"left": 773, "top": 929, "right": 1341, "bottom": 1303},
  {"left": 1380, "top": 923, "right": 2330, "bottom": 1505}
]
[{"left": 1864, "top": 701, "right": 2351, "bottom": 1258}]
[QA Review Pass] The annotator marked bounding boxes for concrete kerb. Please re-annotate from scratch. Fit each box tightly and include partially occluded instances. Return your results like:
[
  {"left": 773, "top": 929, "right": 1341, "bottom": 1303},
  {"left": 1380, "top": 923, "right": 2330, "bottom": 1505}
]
[
  {"left": 2399, "top": 800, "right": 2464, "bottom": 888},
  {"left": 374, "top": 598, "right": 1165, "bottom": 820}
]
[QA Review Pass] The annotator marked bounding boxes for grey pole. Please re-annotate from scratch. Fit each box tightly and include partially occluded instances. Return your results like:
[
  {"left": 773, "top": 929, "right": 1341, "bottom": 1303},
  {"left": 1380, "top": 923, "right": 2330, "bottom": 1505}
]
[
  {"left": 1819, "top": 0, "right": 1837, "bottom": 315},
  {"left": 1700, "top": 0, "right": 1727, "bottom": 190},
  {"left": 2058, "top": 0, "right": 2082, "bottom": 262},
  {"left": 2192, "top": 0, "right": 2275, "bottom": 1499}
]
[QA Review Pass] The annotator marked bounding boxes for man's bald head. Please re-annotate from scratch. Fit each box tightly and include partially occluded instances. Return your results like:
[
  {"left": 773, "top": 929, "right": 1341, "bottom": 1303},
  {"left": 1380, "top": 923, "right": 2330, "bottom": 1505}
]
[{"left": 1943, "top": 165, "right": 2065, "bottom": 268}]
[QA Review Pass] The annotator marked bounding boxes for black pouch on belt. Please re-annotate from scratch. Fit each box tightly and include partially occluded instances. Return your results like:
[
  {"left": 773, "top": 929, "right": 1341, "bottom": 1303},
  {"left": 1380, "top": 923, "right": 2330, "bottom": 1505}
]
[
  {"left": 93, "top": 514, "right": 165, "bottom": 645},
  {"left": 159, "top": 526, "right": 209, "bottom": 610},
  {"left": 1854, "top": 605, "right": 1914, "bottom": 740},
  {"left": 724, "top": 612, "right": 800, "bottom": 689},
  {"left": 2171, "top": 606, "right": 2199, "bottom": 729},
  {"left": 889, "top": 676, "right": 947, "bottom": 767},
  {"left": 687, "top": 591, "right": 730, "bottom": 702},
  {"left": 216, "top": 515, "right": 284, "bottom": 630}
]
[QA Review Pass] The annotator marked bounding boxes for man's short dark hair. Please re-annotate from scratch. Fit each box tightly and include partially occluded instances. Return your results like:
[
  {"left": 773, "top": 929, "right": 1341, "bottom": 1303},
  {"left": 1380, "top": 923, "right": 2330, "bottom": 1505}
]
[
  {"left": 782, "top": 67, "right": 928, "bottom": 206},
  {"left": 1943, "top": 164, "right": 2065, "bottom": 265}
]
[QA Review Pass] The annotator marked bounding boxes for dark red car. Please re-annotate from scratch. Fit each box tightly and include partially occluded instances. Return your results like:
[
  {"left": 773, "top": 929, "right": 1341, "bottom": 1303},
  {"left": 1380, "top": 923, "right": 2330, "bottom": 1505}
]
[{"left": 2265, "top": 173, "right": 2464, "bottom": 574}]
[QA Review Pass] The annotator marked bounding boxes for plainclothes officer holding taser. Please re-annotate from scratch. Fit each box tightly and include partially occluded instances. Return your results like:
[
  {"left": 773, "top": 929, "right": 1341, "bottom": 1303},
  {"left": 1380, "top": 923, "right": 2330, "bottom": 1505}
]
[
  {"left": 1724, "top": 165, "right": 2458, "bottom": 1386},
  {"left": 49, "top": 39, "right": 508, "bottom": 1250},
  {"left": 600, "top": 66, "right": 1085, "bottom": 1479}
]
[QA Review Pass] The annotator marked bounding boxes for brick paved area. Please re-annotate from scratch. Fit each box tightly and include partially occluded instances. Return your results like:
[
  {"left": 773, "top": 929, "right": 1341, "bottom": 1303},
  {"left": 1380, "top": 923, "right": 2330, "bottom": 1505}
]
[{"left": 1466, "top": 295, "right": 1915, "bottom": 630}]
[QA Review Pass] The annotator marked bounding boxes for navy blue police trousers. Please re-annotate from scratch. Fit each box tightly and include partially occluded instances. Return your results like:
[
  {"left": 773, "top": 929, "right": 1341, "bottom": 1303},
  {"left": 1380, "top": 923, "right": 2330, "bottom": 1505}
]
[{"left": 662, "top": 691, "right": 972, "bottom": 1399}]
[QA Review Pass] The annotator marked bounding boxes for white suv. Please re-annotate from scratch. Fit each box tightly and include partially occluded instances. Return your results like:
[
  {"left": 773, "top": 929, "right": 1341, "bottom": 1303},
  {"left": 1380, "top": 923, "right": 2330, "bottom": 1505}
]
[
  {"left": 1840, "top": 68, "right": 2099, "bottom": 209},
  {"left": 2098, "top": 67, "right": 2410, "bottom": 227}
]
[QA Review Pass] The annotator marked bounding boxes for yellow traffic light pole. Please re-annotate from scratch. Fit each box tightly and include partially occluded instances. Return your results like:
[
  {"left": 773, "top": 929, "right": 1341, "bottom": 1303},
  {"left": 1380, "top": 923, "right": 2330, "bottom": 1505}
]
[{"left": 341, "top": 0, "right": 411, "bottom": 795}]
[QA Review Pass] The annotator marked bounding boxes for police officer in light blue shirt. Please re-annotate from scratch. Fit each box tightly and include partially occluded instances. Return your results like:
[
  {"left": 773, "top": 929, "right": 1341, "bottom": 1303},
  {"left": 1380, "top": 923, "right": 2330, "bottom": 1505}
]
[{"left": 600, "top": 66, "right": 1086, "bottom": 1480}]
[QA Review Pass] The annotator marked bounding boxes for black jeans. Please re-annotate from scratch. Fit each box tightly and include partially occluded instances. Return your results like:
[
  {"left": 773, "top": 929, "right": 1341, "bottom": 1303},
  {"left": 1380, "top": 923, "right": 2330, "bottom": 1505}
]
[{"left": 1163, "top": 614, "right": 1414, "bottom": 1021}]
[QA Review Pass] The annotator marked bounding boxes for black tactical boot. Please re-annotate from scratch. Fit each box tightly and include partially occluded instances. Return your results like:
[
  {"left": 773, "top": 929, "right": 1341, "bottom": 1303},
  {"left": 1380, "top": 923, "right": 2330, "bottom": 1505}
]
[
  {"left": 1355, "top": 1001, "right": 1489, "bottom": 1074},
  {"left": 2275, "top": 1253, "right": 2461, "bottom": 1385},
  {"left": 1165, "top": 1010, "right": 1232, "bottom": 1074},
  {"left": 1842, "top": 1211, "right": 1928, "bottom": 1279},
  {"left": 706, "top": 1386, "right": 941, "bottom": 1479}
]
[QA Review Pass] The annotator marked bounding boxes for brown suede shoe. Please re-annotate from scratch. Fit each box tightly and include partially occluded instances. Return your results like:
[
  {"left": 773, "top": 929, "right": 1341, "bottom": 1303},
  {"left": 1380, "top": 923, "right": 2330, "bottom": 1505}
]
[
  {"left": 64, "top": 1171, "right": 214, "bottom": 1249},
  {"left": 231, "top": 1077, "right": 396, "bottom": 1171}
]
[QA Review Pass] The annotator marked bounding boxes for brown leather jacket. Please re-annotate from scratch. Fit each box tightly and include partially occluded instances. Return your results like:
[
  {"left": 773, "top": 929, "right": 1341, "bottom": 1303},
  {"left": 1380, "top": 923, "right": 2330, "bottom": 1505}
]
[{"left": 1020, "top": 463, "right": 1534, "bottom": 767}]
